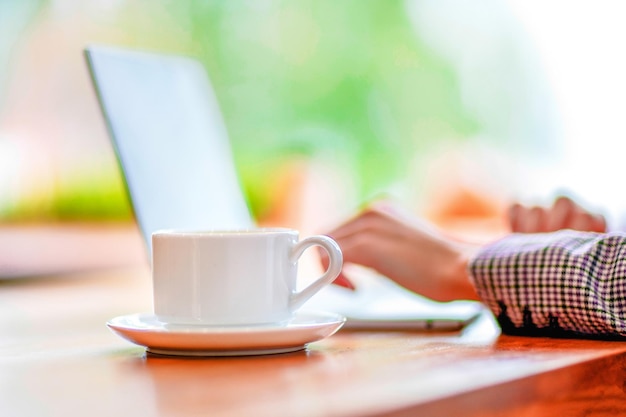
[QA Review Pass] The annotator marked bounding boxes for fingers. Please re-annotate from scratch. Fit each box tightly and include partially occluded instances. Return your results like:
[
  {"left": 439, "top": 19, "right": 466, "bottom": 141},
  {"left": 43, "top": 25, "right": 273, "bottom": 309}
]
[
  {"left": 509, "top": 196, "right": 607, "bottom": 233},
  {"left": 590, "top": 213, "right": 607, "bottom": 232},
  {"left": 320, "top": 206, "right": 396, "bottom": 290},
  {"left": 332, "top": 273, "right": 356, "bottom": 290},
  {"left": 327, "top": 203, "right": 402, "bottom": 241},
  {"left": 325, "top": 208, "right": 395, "bottom": 266},
  {"left": 548, "top": 196, "right": 607, "bottom": 232},
  {"left": 546, "top": 196, "right": 576, "bottom": 231},
  {"left": 508, "top": 204, "right": 523, "bottom": 232},
  {"left": 321, "top": 204, "right": 416, "bottom": 288},
  {"left": 568, "top": 211, "right": 606, "bottom": 232},
  {"left": 509, "top": 204, "right": 548, "bottom": 232},
  {"left": 317, "top": 245, "right": 353, "bottom": 290}
]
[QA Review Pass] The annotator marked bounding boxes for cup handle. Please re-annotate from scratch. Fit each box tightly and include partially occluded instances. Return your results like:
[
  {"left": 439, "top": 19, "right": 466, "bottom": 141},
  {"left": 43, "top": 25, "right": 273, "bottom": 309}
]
[{"left": 289, "top": 235, "right": 343, "bottom": 310}]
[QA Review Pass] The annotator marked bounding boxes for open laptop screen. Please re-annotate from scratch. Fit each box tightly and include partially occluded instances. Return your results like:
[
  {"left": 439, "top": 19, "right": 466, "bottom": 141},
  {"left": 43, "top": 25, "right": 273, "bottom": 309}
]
[{"left": 85, "top": 46, "right": 252, "bottom": 253}]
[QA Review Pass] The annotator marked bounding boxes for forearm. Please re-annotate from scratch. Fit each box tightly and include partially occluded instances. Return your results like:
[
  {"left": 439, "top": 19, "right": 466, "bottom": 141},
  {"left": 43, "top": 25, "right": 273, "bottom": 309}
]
[{"left": 468, "top": 230, "right": 626, "bottom": 338}]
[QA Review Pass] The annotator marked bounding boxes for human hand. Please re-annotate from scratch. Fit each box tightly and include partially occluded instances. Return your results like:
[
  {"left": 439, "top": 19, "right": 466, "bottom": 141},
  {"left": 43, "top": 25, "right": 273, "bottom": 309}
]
[
  {"left": 321, "top": 202, "right": 479, "bottom": 302},
  {"left": 508, "top": 196, "right": 606, "bottom": 233}
]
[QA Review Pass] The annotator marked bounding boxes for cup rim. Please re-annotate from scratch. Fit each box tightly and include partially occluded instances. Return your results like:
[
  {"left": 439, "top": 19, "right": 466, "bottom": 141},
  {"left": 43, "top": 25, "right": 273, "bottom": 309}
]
[{"left": 152, "top": 227, "right": 297, "bottom": 238}]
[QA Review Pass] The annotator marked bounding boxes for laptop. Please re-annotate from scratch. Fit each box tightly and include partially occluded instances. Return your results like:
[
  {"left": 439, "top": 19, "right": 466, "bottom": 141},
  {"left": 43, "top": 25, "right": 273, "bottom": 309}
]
[{"left": 85, "top": 45, "right": 482, "bottom": 331}]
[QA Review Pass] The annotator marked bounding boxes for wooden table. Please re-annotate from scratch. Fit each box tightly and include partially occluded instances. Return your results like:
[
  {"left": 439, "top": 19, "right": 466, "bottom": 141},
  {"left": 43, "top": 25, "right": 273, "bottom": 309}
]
[{"left": 1, "top": 225, "right": 625, "bottom": 416}]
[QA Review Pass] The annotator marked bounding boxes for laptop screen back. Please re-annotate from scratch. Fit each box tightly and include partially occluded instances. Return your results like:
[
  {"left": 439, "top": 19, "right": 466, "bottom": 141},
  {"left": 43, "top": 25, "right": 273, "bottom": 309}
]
[{"left": 85, "top": 46, "right": 253, "bottom": 253}]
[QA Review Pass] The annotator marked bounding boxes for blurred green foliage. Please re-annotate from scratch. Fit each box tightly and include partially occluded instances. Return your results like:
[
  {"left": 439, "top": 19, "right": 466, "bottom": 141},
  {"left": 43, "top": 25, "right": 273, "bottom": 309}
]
[
  {"left": 1, "top": 165, "right": 133, "bottom": 222},
  {"left": 184, "top": 1, "right": 478, "bottom": 216},
  {"left": 2, "top": 0, "right": 479, "bottom": 222}
]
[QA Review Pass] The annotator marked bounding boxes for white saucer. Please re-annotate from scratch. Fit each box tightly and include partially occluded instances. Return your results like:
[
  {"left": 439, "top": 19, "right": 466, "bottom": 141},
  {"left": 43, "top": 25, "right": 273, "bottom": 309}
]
[{"left": 107, "top": 311, "right": 346, "bottom": 356}]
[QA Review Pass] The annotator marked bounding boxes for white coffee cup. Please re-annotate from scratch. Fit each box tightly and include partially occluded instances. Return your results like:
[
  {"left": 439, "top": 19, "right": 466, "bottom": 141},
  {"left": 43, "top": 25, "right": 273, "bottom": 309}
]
[{"left": 151, "top": 228, "right": 343, "bottom": 326}]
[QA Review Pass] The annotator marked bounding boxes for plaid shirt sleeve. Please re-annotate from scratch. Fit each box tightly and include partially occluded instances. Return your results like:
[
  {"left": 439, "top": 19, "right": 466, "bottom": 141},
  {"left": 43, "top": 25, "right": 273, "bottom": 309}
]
[{"left": 468, "top": 230, "right": 626, "bottom": 338}]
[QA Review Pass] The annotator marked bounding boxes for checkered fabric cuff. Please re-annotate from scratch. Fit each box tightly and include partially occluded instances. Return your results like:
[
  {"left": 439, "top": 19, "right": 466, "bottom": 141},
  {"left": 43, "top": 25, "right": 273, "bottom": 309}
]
[{"left": 469, "top": 230, "right": 626, "bottom": 338}]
